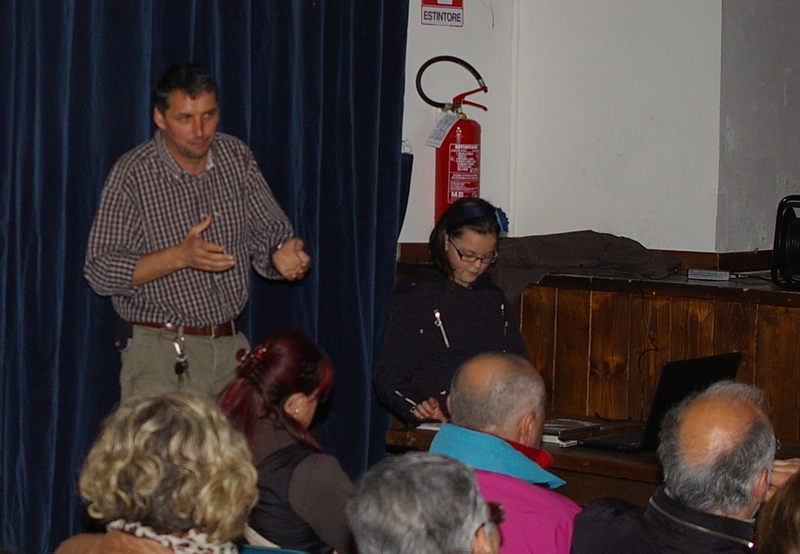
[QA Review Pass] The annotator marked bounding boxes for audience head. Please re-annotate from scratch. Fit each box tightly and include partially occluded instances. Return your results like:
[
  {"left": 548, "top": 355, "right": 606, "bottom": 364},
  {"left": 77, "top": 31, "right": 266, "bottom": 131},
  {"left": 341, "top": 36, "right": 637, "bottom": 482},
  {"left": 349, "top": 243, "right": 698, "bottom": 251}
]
[
  {"left": 78, "top": 391, "right": 257, "bottom": 544},
  {"left": 347, "top": 452, "right": 501, "bottom": 554},
  {"left": 658, "top": 381, "right": 775, "bottom": 519},
  {"left": 756, "top": 470, "right": 800, "bottom": 554},
  {"left": 429, "top": 198, "right": 505, "bottom": 285},
  {"left": 151, "top": 62, "right": 218, "bottom": 113},
  {"left": 219, "top": 329, "right": 334, "bottom": 451},
  {"left": 449, "top": 352, "right": 546, "bottom": 447}
]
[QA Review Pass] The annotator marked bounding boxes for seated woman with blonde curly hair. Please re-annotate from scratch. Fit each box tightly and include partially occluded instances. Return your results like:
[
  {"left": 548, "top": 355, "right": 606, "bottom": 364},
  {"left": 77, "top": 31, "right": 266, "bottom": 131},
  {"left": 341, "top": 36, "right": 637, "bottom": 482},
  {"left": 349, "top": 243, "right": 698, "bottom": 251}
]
[{"left": 55, "top": 391, "right": 258, "bottom": 554}]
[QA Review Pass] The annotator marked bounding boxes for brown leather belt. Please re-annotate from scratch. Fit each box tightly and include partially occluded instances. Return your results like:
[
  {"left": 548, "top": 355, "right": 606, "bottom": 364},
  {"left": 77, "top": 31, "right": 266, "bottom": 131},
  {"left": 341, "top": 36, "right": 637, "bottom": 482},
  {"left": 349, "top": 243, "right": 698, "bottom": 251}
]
[{"left": 133, "top": 321, "right": 237, "bottom": 338}]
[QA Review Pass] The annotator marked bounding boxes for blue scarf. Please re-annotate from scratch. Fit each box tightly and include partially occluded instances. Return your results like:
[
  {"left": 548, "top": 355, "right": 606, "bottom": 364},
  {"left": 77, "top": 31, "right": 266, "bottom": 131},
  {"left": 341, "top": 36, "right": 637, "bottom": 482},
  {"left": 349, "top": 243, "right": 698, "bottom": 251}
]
[{"left": 429, "top": 423, "right": 565, "bottom": 489}]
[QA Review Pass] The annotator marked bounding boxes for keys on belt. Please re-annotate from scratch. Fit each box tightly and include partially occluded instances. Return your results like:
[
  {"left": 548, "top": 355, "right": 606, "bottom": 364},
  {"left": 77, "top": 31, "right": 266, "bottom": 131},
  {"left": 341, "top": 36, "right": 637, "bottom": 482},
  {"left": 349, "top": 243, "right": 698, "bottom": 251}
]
[
  {"left": 131, "top": 320, "right": 239, "bottom": 380},
  {"left": 172, "top": 337, "right": 188, "bottom": 376}
]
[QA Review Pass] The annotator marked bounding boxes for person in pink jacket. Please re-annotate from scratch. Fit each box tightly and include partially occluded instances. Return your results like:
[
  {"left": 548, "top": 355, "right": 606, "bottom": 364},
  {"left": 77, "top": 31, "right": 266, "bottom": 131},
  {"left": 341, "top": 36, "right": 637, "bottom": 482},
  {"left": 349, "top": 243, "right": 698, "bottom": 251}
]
[{"left": 430, "top": 352, "right": 581, "bottom": 553}]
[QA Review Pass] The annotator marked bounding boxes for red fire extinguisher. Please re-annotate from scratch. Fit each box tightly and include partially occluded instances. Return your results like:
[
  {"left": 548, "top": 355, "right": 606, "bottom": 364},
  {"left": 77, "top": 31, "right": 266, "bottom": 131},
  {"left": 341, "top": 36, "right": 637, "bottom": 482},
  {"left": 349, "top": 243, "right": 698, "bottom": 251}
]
[{"left": 416, "top": 56, "right": 488, "bottom": 221}]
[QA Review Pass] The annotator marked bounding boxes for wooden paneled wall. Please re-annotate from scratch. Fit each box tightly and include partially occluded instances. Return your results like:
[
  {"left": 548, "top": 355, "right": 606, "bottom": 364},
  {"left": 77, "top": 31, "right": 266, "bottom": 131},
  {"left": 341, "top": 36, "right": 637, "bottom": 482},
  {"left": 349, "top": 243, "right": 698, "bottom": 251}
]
[{"left": 516, "top": 275, "right": 800, "bottom": 441}]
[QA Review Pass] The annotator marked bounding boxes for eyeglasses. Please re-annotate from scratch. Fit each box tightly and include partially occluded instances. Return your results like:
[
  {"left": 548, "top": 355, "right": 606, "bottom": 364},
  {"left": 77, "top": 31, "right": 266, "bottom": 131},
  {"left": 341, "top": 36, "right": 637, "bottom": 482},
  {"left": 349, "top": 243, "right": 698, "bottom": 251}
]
[
  {"left": 487, "top": 501, "right": 505, "bottom": 526},
  {"left": 449, "top": 237, "right": 499, "bottom": 264},
  {"left": 475, "top": 502, "right": 504, "bottom": 543}
]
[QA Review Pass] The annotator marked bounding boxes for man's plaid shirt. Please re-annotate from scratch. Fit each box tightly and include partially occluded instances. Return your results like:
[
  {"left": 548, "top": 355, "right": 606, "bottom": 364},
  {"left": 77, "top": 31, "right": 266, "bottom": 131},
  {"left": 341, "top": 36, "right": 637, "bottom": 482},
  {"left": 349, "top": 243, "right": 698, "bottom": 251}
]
[{"left": 85, "top": 131, "right": 294, "bottom": 327}]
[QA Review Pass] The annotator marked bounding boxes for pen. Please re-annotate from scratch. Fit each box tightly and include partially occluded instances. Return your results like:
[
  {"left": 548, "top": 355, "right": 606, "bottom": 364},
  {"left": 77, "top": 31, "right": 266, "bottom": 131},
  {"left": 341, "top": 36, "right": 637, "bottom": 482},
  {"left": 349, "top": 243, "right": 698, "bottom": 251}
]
[{"left": 394, "top": 390, "right": 418, "bottom": 407}]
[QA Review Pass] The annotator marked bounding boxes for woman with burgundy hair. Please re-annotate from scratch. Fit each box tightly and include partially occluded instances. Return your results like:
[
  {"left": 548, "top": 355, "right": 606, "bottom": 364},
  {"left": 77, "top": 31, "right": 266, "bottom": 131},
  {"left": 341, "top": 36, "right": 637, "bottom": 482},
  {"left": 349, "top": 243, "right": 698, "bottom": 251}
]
[{"left": 219, "top": 329, "right": 354, "bottom": 554}]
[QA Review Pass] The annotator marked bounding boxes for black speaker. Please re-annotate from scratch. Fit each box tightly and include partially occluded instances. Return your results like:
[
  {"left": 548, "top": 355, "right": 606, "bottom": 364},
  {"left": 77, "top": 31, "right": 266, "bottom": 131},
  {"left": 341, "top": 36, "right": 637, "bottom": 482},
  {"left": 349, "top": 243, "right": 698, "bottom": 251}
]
[{"left": 771, "top": 195, "right": 800, "bottom": 290}]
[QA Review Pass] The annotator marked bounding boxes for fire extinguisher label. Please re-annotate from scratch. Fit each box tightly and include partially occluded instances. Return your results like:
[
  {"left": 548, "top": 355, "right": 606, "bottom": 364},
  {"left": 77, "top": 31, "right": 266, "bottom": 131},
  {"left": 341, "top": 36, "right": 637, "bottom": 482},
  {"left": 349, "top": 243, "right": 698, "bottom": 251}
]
[
  {"left": 447, "top": 143, "right": 479, "bottom": 202},
  {"left": 426, "top": 113, "right": 460, "bottom": 148}
]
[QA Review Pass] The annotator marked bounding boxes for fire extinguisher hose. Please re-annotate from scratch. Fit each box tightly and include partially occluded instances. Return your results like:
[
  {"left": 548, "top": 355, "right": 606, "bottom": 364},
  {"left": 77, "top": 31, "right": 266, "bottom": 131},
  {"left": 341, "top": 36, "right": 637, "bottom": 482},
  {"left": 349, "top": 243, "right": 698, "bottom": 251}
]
[{"left": 416, "top": 55, "right": 488, "bottom": 111}]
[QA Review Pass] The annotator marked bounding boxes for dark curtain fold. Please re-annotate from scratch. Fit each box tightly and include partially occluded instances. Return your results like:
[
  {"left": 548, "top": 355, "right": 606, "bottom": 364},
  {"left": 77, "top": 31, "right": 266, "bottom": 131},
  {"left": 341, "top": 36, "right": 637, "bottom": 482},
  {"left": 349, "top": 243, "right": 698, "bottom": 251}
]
[{"left": 0, "top": 2, "right": 410, "bottom": 552}]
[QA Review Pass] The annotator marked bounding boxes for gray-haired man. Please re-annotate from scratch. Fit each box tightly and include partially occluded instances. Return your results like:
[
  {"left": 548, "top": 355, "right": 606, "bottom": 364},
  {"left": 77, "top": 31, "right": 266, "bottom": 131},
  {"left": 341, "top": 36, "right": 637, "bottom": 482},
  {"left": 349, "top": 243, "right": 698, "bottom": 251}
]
[
  {"left": 573, "top": 381, "right": 799, "bottom": 553},
  {"left": 347, "top": 452, "right": 501, "bottom": 554}
]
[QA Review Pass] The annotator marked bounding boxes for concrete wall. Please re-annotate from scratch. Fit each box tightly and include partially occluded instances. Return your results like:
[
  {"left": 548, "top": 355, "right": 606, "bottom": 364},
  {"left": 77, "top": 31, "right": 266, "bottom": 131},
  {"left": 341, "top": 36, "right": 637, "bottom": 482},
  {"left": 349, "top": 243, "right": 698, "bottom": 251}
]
[
  {"left": 400, "top": 0, "right": 800, "bottom": 253},
  {"left": 717, "top": 1, "right": 800, "bottom": 251}
]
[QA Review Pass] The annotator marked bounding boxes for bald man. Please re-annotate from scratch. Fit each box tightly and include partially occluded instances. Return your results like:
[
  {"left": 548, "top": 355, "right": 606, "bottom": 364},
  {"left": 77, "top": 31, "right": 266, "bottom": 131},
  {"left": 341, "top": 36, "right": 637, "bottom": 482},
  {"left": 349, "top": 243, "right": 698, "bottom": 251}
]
[
  {"left": 572, "top": 381, "right": 797, "bottom": 553},
  {"left": 429, "top": 353, "right": 581, "bottom": 554}
]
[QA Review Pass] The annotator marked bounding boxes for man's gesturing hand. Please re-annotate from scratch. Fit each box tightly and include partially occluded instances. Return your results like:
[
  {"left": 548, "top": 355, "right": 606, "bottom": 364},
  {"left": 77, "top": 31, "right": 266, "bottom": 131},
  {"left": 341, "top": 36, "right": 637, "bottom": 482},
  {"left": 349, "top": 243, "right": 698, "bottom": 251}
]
[
  {"left": 271, "top": 237, "right": 312, "bottom": 281},
  {"left": 178, "top": 216, "right": 235, "bottom": 272},
  {"left": 131, "top": 216, "right": 234, "bottom": 286}
]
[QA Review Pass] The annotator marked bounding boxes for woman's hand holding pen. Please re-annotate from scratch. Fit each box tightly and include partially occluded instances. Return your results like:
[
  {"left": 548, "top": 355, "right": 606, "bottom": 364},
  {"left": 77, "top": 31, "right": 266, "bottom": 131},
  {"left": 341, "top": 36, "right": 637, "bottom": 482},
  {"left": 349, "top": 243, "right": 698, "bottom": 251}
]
[{"left": 412, "top": 397, "right": 448, "bottom": 423}]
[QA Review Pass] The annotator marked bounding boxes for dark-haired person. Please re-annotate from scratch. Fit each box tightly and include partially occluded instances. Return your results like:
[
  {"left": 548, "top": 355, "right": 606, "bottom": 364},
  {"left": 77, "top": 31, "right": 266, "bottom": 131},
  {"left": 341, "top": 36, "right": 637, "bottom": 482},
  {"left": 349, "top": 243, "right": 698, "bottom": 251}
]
[
  {"left": 374, "top": 197, "right": 527, "bottom": 426},
  {"left": 85, "top": 62, "right": 310, "bottom": 399},
  {"left": 55, "top": 391, "right": 258, "bottom": 553},
  {"left": 219, "top": 329, "right": 355, "bottom": 554},
  {"left": 756, "top": 461, "right": 800, "bottom": 554}
]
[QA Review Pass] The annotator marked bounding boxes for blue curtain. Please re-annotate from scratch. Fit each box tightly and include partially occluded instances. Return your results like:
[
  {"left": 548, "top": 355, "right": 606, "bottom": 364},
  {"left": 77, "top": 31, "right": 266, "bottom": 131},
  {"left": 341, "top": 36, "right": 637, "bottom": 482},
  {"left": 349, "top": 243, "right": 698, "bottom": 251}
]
[{"left": 0, "top": 2, "right": 410, "bottom": 551}]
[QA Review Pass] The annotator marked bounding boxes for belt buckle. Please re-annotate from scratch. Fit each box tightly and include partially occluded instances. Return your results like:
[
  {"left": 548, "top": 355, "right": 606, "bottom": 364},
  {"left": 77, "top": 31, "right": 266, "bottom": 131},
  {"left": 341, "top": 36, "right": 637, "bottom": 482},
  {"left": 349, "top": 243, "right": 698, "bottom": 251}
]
[{"left": 210, "top": 325, "right": 218, "bottom": 339}]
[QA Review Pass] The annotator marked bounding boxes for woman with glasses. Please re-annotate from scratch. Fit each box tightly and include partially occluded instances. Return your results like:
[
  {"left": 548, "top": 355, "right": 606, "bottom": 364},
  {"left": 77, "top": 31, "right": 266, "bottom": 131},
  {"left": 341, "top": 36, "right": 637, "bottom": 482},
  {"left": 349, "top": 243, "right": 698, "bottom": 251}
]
[
  {"left": 374, "top": 197, "right": 527, "bottom": 426},
  {"left": 219, "top": 329, "right": 355, "bottom": 554}
]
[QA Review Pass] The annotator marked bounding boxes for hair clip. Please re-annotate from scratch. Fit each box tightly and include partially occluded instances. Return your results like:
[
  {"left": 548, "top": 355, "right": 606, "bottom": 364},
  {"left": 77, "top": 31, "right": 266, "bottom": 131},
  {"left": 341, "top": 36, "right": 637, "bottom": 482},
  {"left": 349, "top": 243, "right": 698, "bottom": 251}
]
[
  {"left": 237, "top": 346, "right": 269, "bottom": 363},
  {"left": 495, "top": 208, "right": 509, "bottom": 237}
]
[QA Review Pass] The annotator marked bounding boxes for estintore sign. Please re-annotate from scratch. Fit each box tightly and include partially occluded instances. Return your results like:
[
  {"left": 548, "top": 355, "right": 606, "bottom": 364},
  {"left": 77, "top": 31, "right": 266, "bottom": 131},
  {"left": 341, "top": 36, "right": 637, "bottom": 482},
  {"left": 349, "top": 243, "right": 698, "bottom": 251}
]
[{"left": 421, "top": 0, "right": 464, "bottom": 27}]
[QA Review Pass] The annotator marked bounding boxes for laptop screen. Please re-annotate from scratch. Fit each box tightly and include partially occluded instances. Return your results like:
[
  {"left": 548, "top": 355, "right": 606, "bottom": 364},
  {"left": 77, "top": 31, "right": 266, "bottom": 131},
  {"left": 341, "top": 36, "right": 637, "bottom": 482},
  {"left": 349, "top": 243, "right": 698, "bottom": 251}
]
[{"left": 639, "top": 352, "right": 742, "bottom": 451}]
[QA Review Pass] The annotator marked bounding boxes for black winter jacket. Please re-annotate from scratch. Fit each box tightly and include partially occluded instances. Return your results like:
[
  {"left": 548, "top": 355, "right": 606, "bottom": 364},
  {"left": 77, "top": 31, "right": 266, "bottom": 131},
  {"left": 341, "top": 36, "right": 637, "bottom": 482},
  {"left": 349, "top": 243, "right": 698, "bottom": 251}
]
[
  {"left": 571, "top": 485, "right": 756, "bottom": 553},
  {"left": 374, "top": 267, "right": 527, "bottom": 425}
]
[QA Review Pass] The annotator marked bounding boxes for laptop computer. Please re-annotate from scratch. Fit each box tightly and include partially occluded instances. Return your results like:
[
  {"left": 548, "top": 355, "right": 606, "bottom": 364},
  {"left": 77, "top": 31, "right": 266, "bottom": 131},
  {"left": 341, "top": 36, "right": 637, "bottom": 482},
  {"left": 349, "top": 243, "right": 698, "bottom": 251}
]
[{"left": 577, "top": 352, "right": 742, "bottom": 453}]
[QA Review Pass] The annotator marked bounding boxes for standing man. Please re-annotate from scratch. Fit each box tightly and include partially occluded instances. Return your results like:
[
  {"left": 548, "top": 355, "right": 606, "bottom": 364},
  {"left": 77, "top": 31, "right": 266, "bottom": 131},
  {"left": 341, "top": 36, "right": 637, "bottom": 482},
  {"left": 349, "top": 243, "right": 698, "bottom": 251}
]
[{"left": 85, "top": 63, "right": 310, "bottom": 399}]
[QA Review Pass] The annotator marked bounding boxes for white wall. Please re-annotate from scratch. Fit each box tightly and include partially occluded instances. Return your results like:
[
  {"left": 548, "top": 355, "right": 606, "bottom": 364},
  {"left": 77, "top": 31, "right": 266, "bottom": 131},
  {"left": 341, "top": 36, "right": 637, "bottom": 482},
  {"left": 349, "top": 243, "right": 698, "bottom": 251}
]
[
  {"left": 514, "top": 1, "right": 721, "bottom": 251},
  {"left": 401, "top": 0, "right": 800, "bottom": 253}
]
